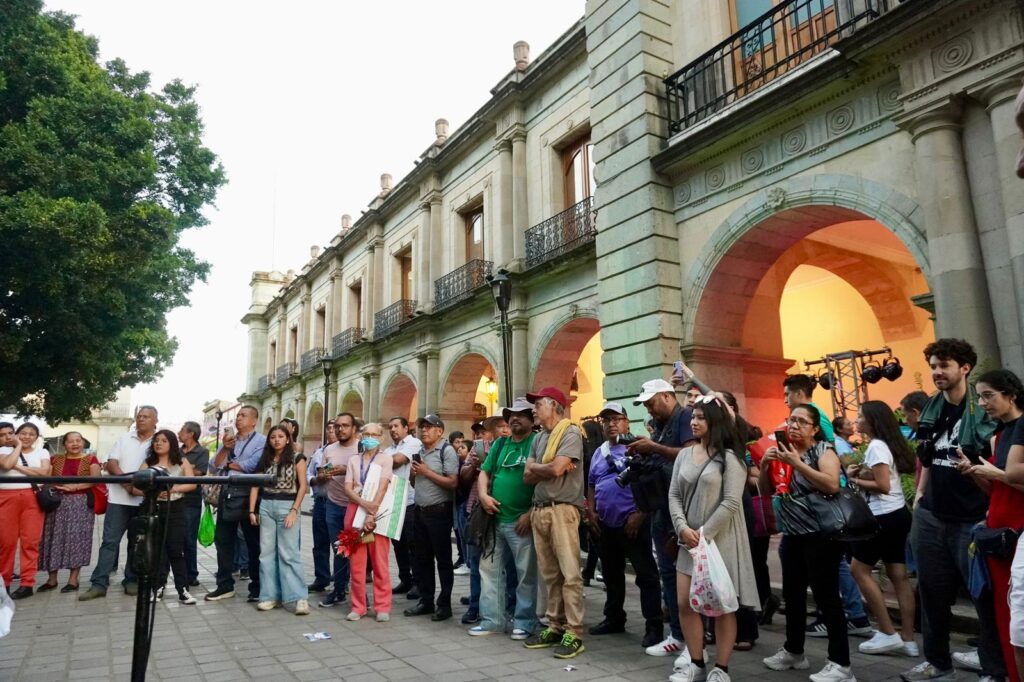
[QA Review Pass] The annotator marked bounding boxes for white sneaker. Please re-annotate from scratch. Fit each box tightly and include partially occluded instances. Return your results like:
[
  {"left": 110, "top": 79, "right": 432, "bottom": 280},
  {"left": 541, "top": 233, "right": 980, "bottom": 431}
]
[
  {"left": 899, "top": 660, "right": 957, "bottom": 681},
  {"left": 454, "top": 565, "right": 470, "bottom": 576},
  {"left": 809, "top": 661, "right": 856, "bottom": 682},
  {"left": 674, "top": 648, "right": 710, "bottom": 672},
  {"left": 510, "top": 629, "right": 530, "bottom": 641},
  {"left": 859, "top": 631, "right": 904, "bottom": 655},
  {"left": 706, "top": 669, "right": 730, "bottom": 682},
  {"left": 901, "top": 640, "right": 920, "bottom": 657},
  {"left": 669, "top": 663, "right": 707, "bottom": 682},
  {"left": 346, "top": 610, "right": 361, "bottom": 621},
  {"left": 150, "top": 586, "right": 164, "bottom": 603},
  {"left": 952, "top": 650, "right": 980, "bottom": 672},
  {"left": 763, "top": 647, "right": 810, "bottom": 671},
  {"left": 646, "top": 634, "right": 684, "bottom": 657},
  {"left": 467, "top": 626, "right": 497, "bottom": 636},
  {"left": 294, "top": 599, "right": 310, "bottom": 615},
  {"left": 375, "top": 612, "right": 389, "bottom": 622},
  {"left": 256, "top": 601, "right": 278, "bottom": 611},
  {"left": 177, "top": 589, "right": 196, "bottom": 605}
]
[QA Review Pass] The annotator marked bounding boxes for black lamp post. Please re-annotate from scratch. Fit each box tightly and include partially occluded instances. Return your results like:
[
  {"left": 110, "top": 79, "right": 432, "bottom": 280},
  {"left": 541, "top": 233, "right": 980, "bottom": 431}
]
[
  {"left": 486, "top": 269, "right": 514, "bottom": 406},
  {"left": 320, "top": 355, "right": 333, "bottom": 445},
  {"left": 214, "top": 410, "right": 224, "bottom": 453}
]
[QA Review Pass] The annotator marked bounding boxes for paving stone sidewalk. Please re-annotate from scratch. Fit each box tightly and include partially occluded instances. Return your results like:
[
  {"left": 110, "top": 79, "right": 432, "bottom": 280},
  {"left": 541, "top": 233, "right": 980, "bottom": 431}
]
[{"left": 1, "top": 515, "right": 975, "bottom": 681}]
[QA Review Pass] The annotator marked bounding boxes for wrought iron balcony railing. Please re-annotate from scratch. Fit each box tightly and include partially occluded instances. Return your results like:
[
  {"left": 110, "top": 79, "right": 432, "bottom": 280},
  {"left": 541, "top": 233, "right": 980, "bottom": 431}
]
[
  {"left": 433, "top": 259, "right": 493, "bottom": 313},
  {"left": 664, "top": 0, "right": 892, "bottom": 134},
  {"left": 275, "top": 362, "right": 297, "bottom": 385},
  {"left": 256, "top": 374, "right": 274, "bottom": 393},
  {"left": 300, "top": 347, "right": 328, "bottom": 374},
  {"left": 332, "top": 327, "right": 364, "bottom": 357},
  {"left": 525, "top": 196, "right": 597, "bottom": 269},
  {"left": 373, "top": 300, "right": 416, "bottom": 340}
]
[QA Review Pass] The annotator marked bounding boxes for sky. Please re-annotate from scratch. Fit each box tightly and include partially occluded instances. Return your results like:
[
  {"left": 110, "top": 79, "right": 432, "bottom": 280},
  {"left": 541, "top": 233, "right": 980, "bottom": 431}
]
[{"left": 43, "top": 1, "right": 585, "bottom": 427}]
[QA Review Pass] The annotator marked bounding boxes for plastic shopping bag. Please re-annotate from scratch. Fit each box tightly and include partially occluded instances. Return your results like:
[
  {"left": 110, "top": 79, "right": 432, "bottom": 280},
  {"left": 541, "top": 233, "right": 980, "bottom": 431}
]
[
  {"left": 198, "top": 502, "right": 216, "bottom": 548},
  {"left": 688, "top": 529, "right": 739, "bottom": 617},
  {"left": 0, "top": 576, "right": 14, "bottom": 638}
]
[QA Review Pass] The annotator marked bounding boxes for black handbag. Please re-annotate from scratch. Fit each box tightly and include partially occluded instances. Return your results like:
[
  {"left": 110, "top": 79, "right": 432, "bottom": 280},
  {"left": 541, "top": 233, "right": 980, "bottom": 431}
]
[
  {"left": 21, "top": 454, "right": 61, "bottom": 512},
  {"left": 219, "top": 486, "right": 248, "bottom": 522},
  {"left": 973, "top": 526, "right": 1020, "bottom": 560},
  {"left": 807, "top": 488, "right": 879, "bottom": 542}
]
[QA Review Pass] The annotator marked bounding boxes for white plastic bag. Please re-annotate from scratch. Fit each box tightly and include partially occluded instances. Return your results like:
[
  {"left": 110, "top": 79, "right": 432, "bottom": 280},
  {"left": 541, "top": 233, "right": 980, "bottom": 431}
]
[
  {"left": 0, "top": 576, "right": 14, "bottom": 638},
  {"left": 688, "top": 528, "right": 739, "bottom": 617}
]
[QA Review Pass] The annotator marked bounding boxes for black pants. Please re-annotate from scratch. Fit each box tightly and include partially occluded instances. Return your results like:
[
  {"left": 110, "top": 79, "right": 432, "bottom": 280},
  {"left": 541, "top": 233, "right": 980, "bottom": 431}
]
[
  {"left": 597, "top": 520, "right": 662, "bottom": 629},
  {"left": 391, "top": 504, "right": 416, "bottom": 585},
  {"left": 781, "top": 534, "right": 849, "bottom": 667},
  {"left": 750, "top": 535, "right": 772, "bottom": 606},
  {"left": 181, "top": 496, "right": 202, "bottom": 583},
  {"left": 413, "top": 503, "right": 454, "bottom": 609},
  {"left": 583, "top": 530, "right": 601, "bottom": 580},
  {"left": 214, "top": 509, "right": 261, "bottom": 597},
  {"left": 156, "top": 500, "right": 188, "bottom": 592}
]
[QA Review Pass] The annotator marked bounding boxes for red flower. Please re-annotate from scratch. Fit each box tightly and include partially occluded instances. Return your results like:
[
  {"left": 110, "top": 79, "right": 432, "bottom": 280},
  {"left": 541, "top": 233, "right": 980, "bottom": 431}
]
[{"left": 336, "top": 529, "right": 361, "bottom": 557}]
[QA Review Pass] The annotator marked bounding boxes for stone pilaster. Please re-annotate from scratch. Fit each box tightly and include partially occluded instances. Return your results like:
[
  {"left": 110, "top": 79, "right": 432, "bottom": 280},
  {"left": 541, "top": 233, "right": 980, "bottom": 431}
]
[
  {"left": 425, "top": 348, "right": 441, "bottom": 415},
  {"left": 416, "top": 201, "right": 432, "bottom": 311},
  {"left": 495, "top": 139, "right": 514, "bottom": 270},
  {"left": 510, "top": 316, "right": 530, "bottom": 399},
  {"left": 364, "top": 367, "right": 380, "bottom": 422},
  {"left": 416, "top": 353, "right": 429, "bottom": 419},
  {"left": 510, "top": 129, "right": 528, "bottom": 271},
  {"left": 242, "top": 313, "right": 268, "bottom": 395},
  {"left": 428, "top": 192, "right": 444, "bottom": 307}
]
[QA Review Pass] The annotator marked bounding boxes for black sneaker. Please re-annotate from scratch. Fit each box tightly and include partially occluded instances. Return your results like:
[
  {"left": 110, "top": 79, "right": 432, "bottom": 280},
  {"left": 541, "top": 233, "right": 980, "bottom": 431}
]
[
  {"left": 806, "top": 618, "right": 828, "bottom": 638},
  {"left": 523, "top": 627, "right": 562, "bottom": 649},
  {"left": 553, "top": 632, "right": 585, "bottom": 659},
  {"left": 10, "top": 586, "right": 33, "bottom": 600},
  {"left": 588, "top": 620, "right": 625, "bottom": 635},
  {"left": 406, "top": 589, "right": 421, "bottom": 600},
  {"left": 392, "top": 582, "right": 411, "bottom": 594},
  {"left": 461, "top": 609, "right": 479, "bottom": 624},
  {"left": 848, "top": 617, "right": 873, "bottom": 636},
  {"left": 239, "top": 569, "right": 250, "bottom": 581},
  {"left": 404, "top": 602, "right": 435, "bottom": 617},
  {"left": 431, "top": 608, "right": 453, "bottom": 622},
  {"left": 246, "top": 595, "right": 259, "bottom": 603},
  {"left": 308, "top": 582, "right": 328, "bottom": 593},
  {"left": 460, "top": 596, "right": 470, "bottom": 606},
  {"left": 318, "top": 592, "right": 342, "bottom": 608},
  {"left": 204, "top": 587, "right": 235, "bottom": 601}
]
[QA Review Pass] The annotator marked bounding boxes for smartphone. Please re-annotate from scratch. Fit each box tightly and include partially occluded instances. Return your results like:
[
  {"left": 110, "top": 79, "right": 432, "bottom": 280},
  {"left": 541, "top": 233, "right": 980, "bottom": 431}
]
[
  {"left": 960, "top": 449, "right": 983, "bottom": 466},
  {"left": 773, "top": 430, "right": 790, "bottom": 448},
  {"left": 412, "top": 452, "right": 422, "bottom": 464}
]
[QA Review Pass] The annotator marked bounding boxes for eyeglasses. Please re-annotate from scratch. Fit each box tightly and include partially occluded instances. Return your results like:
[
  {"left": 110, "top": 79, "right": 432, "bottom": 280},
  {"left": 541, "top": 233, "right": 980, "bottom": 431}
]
[
  {"left": 785, "top": 417, "right": 815, "bottom": 428},
  {"left": 977, "top": 391, "right": 1002, "bottom": 402}
]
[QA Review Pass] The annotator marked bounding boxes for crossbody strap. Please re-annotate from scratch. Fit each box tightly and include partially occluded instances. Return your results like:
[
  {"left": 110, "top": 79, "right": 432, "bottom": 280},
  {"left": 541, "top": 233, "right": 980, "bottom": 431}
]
[
  {"left": 683, "top": 449, "right": 723, "bottom": 520},
  {"left": 19, "top": 453, "right": 42, "bottom": 494}
]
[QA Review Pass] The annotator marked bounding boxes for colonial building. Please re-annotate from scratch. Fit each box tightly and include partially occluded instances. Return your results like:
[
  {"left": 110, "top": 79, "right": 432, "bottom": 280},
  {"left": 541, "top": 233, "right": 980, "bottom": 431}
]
[{"left": 241, "top": 0, "right": 1023, "bottom": 437}]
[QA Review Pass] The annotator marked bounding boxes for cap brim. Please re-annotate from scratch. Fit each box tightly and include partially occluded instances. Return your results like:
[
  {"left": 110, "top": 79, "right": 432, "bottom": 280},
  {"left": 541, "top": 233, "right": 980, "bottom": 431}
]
[
  {"left": 599, "top": 409, "right": 624, "bottom": 418},
  {"left": 632, "top": 392, "right": 656, "bottom": 405}
]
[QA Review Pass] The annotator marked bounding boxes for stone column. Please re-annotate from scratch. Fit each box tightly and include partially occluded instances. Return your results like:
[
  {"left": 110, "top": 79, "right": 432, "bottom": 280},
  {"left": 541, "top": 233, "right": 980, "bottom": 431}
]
[
  {"left": 417, "top": 201, "right": 432, "bottom": 311},
  {"left": 365, "top": 241, "right": 378, "bottom": 332},
  {"left": 277, "top": 313, "right": 287, "bottom": 372},
  {"left": 425, "top": 348, "right": 441, "bottom": 414},
  {"left": 416, "top": 353, "right": 429, "bottom": 418},
  {"left": 243, "top": 314, "right": 269, "bottom": 394},
  {"left": 365, "top": 369, "right": 380, "bottom": 422},
  {"left": 906, "top": 104, "right": 1000, "bottom": 366},
  {"left": 428, "top": 194, "right": 444, "bottom": 305},
  {"left": 328, "top": 271, "right": 341, "bottom": 345},
  {"left": 510, "top": 130, "right": 528, "bottom": 269},
  {"left": 296, "top": 392, "right": 307, "bottom": 436},
  {"left": 495, "top": 139, "right": 514, "bottom": 270},
  {"left": 300, "top": 289, "right": 311, "bottom": 355},
  {"left": 982, "top": 80, "right": 1024, "bottom": 373},
  {"left": 510, "top": 316, "right": 530, "bottom": 398}
]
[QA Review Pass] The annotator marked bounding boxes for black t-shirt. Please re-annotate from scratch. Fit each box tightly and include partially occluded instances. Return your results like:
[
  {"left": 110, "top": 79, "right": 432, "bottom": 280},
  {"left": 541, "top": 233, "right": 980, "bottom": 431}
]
[
  {"left": 919, "top": 398, "right": 989, "bottom": 522},
  {"left": 998, "top": 417, "right": 1024, "bottom": 469}
]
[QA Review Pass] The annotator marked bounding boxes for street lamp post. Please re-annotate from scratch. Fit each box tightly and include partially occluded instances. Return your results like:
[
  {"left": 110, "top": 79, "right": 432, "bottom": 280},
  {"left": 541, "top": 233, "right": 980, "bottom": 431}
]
[
  {"left": 321, "top": 355, "right": 333, "bottom": 446},
  {"left": 486, "top": 269, "right": 514, "bottom": 406},
  {"left": 214, "top": 410, "right": 223, "bottom": 453}
]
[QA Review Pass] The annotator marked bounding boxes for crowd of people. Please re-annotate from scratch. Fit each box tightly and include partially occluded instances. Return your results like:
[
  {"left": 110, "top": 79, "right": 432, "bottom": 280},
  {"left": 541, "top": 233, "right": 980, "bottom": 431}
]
[{"left": 1, "top": 337, "right": 1023, "bottom": 682}]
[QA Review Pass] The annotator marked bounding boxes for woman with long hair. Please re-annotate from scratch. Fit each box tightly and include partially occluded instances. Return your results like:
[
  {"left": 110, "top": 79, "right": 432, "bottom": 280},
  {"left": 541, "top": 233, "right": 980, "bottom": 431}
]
[
  {"left": 760, "top": 404, "right": 854, "bottom": 682},
  {"left": 847, "top": 400, "right": 918, "bottom": 657},
  {"left": 37, "top": 432, "right": 101, "bottom": 593},
  {"left": 249, "top": 425, "right": 309, "bottom": 615},
  {"left": 135, "top": 429, "right": 197, "bottom": 604},
  {"left": 280, "top": 418, "right": 303, "bottom": 455},
  {"left": 0, "top": 422, "right": 51, "bottom": 599},
  {"left": 668, "top": 396, "right": 758, "bottom": 682},
  {"left": 960, "top": 369, "right": 1024, "bottom": 682}
]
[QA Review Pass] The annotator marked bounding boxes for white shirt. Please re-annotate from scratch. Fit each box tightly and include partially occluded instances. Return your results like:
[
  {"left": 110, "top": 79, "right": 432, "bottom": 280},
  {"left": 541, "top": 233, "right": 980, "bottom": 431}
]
[
  {"left": 106, "top": 432, "right": 153, "bottom": 507},
  {"left": 386, "top": 434, "right": 423, "bottom": 506},
  {"left": 862, "top": 439, "right": 905, "bottom": 515},
  {"left": 0, "top": 446, "right": 50, "bottom": 490}
]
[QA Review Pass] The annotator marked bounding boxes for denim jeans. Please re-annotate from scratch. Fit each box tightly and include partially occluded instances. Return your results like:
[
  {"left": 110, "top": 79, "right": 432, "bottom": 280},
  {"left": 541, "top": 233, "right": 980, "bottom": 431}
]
[
  {"left": 182, "top": 496, "right": 202, "bottom": 583},
  {"left": 479, "top": 520, "right": 539, "bottom": 634},
  {"left": 651, "top": 510, "right": 683, "bottom": 640},
  {"left": 838, "top": 556, "right": 866, "bottom": 620},
  {"left": 258, "top": 499, "right": 308, "bottom": 604},
  {"left": 455, "top": 505, "right": 481, "bottom": 610},
  {"left": 325, "top": 499, "right": 350, "bottom": 599},
  {"left": 89, "top": 503, "right": 140, "bottom": 590},
  {"left": 311, "top": 496, "right": 331, "bottom": 586}
]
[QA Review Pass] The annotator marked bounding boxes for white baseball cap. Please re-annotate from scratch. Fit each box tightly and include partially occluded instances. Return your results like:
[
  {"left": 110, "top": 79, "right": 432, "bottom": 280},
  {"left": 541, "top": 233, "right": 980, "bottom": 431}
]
[{"left": 633, "top": 379, "right": 676, "bottom": 405}]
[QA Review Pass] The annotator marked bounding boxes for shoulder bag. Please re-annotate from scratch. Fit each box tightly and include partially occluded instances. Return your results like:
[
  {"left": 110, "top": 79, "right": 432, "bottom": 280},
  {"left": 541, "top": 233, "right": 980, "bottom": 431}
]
[
  {"left": 466, "top": 439, "right": 506, "bottom": 559},
  {"left": 21, "top": 453, "right": 61, "bottom": 512}
]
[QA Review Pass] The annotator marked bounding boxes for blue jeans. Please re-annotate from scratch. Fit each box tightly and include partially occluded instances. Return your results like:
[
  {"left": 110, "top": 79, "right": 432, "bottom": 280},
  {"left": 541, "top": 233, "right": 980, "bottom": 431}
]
[
  {"left": 456, "top": 506, "right": 482, "bottom": 610},
  {"left": 258, "top": 499, "right": 308, "bottom": 604},
  {"left": 325, "top": 499, "right": 350, "bottom": 599},
  {"left": 311, "top": 496, "right": 331, "bottom": 586},
  {"left": 652, "top": 510, "right": 682, "bottom": 640},
  {"left": 90, "top": 503, "right": 139, "bottom": 590},
  {"left": 479, "top": 520, "right": 539, "bottom": 634},
  {"left": 838, "top": 556, "right": 866, "bottom": 620}
]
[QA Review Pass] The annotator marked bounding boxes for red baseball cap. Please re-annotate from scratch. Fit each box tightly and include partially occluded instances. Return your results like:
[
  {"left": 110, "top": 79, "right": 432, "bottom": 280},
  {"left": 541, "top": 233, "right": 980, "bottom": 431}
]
[{"left": 526, "top": 386, "right": 568, "bottom": 408}]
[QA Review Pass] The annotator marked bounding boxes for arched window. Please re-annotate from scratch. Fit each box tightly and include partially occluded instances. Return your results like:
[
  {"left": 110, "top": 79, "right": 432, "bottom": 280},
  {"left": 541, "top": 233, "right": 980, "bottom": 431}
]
[
  {"left": 465, "top": 209, "right": 484, "bottom": 262},
  {"left": 562, "top": 139, "right": 595, "bottom": 208}
]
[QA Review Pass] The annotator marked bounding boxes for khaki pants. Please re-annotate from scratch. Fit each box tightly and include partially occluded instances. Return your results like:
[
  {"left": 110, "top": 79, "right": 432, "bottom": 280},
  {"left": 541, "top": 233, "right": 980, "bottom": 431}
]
[{"left": 531, "top": 503, "right": 584, "bottom": 637}]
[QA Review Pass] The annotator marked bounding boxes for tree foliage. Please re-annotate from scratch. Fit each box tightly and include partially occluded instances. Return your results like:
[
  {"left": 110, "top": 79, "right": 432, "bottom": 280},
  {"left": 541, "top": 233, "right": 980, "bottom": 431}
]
[{"left": 0, "top": 0, "right": 226, "bottom": 422}]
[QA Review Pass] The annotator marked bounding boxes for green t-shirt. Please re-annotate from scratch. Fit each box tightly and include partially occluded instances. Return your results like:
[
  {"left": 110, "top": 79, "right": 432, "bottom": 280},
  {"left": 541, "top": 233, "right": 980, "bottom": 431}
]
[{"left": 482, "top": 434, "right": 536, "bottom": 524}]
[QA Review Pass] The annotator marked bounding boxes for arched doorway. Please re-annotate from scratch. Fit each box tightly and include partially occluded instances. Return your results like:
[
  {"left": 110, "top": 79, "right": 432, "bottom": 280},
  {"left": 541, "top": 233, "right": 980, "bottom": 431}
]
[
  {"left": 262, "top": 417, "right": 273, "bottom": 435},
  {"left": 533, "top": 317, "right": 604, "bottom": 419},
  {"left": 339, "top": 390, "right": 365, "bottom": 422},
  {"left": 306, "top": 401, "right": 324, "bottom": 451},
  {"left": 687, "top": 204, "right": 933, "bottom": 429},
  {"left": 439, "top": 352, "right": 499, "bottom": 437},
  {"left": 380, "top": 372, "right": 417, "bottom": 426}
]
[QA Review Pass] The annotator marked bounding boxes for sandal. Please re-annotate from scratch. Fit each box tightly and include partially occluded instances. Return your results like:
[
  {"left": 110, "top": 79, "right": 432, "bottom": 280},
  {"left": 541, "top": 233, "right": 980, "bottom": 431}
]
[
  {"left": 734, "top": 640, "right": 755, "bottom": 652},
  {"left": 61, "top": 583, "right": 79, "bottom": 593},
  {"left": 37, "top": 582, "right": 58, "bottom": 592}
]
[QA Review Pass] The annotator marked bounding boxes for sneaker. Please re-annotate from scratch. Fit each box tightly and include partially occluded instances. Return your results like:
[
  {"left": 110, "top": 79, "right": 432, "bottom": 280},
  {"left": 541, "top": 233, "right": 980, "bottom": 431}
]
[
  {"left": 375, "top": 612, "right": 390, "bottom": 622},
  {"left": 669, "top": 663, "right": 707, "bottom": 682},
  {"left": 461, "top": 609, "right": 480, "bottom": 625},
  {"left": 256, "top": 601, "right": 278, "bottom": 611},
  {"left": 524, "top": 628, "right": 562, "bottom": 649},
  {"left": 902, "top": 641, "right": 920, "bottom": 657},
  {"left": 204, "top": 587, "right": 235, "bottom": 601},
  {"left": 239, "top": 569, "right": 249, "bottom": 581},
  {"left": 809, "top": 661, "right": 856, "bottom": 682},
  {"left": 674, "top": 648, "right": 709, "bottom": 673},
  {"left": 763, "top": 647, "right": 810, "bottom": 671},
  {"left": 706, "top": 669, "right": 730, "bottom": 682},
  {"left": 124, "top": 583, "right": 138, "bottom": 597},
  {"left": 150, "top": 587, "right": 164, "bottom": 603},
  {"left": 346, "top": 611, "right": 362, "bottom": 621},
  {"left": 552, "top": 632, "right": 585, "bottom": 659},
  {"left": 178, "top": 589, "right": 196, "bottom": 605},
  {"left": 511, "top": 629, "right": 530, "bottom": 641},
  {"left": 646, "top": 634, "right": 684, "bottom": 657},
  {"left": 807, "top": 618, "right": 829, "bottom": 638},
  {"left": 588, "top": 619, "right": 625, "bottom": 635},
  {"left": 454, "top": 565, "right": 470, "bottom": 576},
  {"left": 951, "top": 650, "right": 980, "bottom": 672},
  {"left": 318, "top": 593, "right": 342, "bottom": 608},
  {"left": 295, "top": 600, "right": 310, "bottom": 615},
  {"left": 900, "top": 661, "right": 957, "bottom": 681},
  {"left": 78, "top": 587, "right": 107, "bottom": 601},
  {"left": 859, "top": 631, "right": 905, "bottom": 655},
  {"left": 468, "top": 626, "right": 497, "bottom": 636},
  {"left": 848, "top": 617, "right": 873, "bottom": 637}
]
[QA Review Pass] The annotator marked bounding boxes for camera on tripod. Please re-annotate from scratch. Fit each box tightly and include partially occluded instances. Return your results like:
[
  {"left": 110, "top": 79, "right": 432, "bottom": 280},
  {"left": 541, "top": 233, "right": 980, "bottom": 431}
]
[{"left": 614, "top": 450, "right": 660, "bottom": 489}]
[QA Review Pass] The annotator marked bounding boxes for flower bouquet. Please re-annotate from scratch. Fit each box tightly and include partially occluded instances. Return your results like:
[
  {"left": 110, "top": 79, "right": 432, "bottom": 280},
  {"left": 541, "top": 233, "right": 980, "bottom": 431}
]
[{"left": 335, "top": 528, "right": 372, "bottom": 556}]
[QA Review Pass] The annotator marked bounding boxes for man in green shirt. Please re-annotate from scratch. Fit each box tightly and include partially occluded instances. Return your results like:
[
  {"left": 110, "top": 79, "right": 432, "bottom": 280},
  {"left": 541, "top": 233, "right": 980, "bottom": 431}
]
[{"left": 468, "top": 398, "right": 538, "bottom": 640}]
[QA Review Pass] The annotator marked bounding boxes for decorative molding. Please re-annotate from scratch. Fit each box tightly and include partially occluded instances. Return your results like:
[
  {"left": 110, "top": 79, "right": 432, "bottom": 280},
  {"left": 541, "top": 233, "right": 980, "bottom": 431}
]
[
  {"left": 933, "top": 33, "right": 974, "bottom": 73},
  {"left": 826, "top": 105, "right": 856, "bottom": 136},
  {"left": 782, "top": 127, "right": 807, "bottom": 156},
  {"left": 741, "top": 148, "right": 765, "bottom": 174}
]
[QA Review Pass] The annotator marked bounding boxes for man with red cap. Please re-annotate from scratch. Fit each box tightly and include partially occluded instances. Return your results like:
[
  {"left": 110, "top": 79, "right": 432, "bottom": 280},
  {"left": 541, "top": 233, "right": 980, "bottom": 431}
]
[{"left": 521, "top": 386, "right": 586, "bottom": 659}]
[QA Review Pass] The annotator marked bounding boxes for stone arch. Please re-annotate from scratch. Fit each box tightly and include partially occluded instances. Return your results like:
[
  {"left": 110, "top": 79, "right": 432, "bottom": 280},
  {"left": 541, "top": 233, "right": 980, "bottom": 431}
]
[
  {"left": 532, "top": 315, "right": 602, "bottom": 416},
  {"left": 380, "top": 368, "right": 417, "bottom": 425},
  {"left": 439, "top": 351, "right": 499, "bottom": 436},
  {"left": 262, "top": 417, "right": 273, "bottom": 434},
  {"left": 305, "top": 401, "right": 324, "bottom": 449},
  {"left": 338, "top": 389, "right": 365, "bottom": 421}
]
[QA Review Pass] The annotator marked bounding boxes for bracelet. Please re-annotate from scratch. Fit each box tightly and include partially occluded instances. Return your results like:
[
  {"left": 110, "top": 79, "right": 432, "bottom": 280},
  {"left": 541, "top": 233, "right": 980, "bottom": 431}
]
[
  {"left": 248, "top": 511, "right": 256, "bottom": 515},
  {"left": 289, "top": 508, "right": 298, "bottom": 513}
]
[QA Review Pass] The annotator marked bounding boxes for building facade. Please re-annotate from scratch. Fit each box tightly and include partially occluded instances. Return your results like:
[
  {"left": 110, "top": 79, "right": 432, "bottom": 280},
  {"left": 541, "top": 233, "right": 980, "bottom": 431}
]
[{"left": 242, "top": 0, "right": 1024, "bottom": 435}]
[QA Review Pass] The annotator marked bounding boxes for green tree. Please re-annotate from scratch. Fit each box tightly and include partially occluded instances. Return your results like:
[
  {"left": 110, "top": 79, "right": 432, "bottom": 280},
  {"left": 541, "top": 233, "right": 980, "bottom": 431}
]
[{"left": 0, "top": 0, "right": 226, "bottom": 422}]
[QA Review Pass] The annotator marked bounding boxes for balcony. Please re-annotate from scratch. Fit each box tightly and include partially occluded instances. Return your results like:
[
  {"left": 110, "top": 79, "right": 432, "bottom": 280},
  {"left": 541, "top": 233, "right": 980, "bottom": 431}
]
[
  {"left": 332, "top": 327, "right": 364, "bottom": 358},
  {"left": 373, "top": 300, "right": 416, "bottom": 340},
  {"left": 300, "top": 347, "right": 328, "bottom": 374},
  {"left": 275, "top": 362, "right": 297, "bottom": 385},
  {"left": 525, "top": 196, "right": 597, "bottom": 269},
  {"left": 256, "top": 374, "right": 274, "bottom": 393},
  {"left": 664, "top": 0, "right": 892, "bottom": 134},
  {"left": 433, "top": 259, "right": 493, "bottom": 313}
]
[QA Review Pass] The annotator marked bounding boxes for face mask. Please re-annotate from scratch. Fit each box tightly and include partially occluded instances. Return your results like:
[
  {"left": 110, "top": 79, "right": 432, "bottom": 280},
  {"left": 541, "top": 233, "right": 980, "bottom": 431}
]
[{"left": 361, "top": 436, "right": 381, "bottom": 451}]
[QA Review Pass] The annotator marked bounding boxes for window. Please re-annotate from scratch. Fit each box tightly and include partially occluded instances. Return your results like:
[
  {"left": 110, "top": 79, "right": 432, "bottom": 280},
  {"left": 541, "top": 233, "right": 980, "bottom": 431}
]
[
  {"left": 269, "top": 340, "right": 277, "bottom": 369},
  {"left": 289, "top": 327, "right": 298, "bottom": 364},
  {"left": 315, "top": 308, "right": 326, "bottom": 348},
  {"left": 562, "top": 138, "right": 595, "bottom": 208},
  {"left": 349, "top": 282, "right": 362, "bottom": 328},
  {"left": 398, "top": 250, "right": 413, "bottom": 301},
  {"left": 464, "top": 209, "right": 484, "bottom": 263}
]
